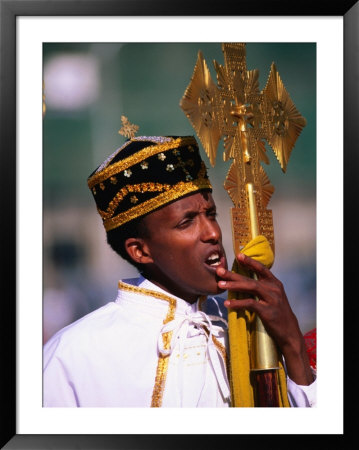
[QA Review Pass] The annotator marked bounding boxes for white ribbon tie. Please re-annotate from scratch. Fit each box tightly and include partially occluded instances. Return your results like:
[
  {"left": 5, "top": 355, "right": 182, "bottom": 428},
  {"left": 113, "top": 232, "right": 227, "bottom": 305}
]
[{"left": 158, "top": 309, "right": 230, "bottom": 403}]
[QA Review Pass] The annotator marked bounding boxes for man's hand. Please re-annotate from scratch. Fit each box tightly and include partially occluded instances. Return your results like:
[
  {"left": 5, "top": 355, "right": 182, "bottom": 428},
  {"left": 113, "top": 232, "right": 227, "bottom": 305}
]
[{"left": 216, "top": 252, "right": 314, "bottom": 386}]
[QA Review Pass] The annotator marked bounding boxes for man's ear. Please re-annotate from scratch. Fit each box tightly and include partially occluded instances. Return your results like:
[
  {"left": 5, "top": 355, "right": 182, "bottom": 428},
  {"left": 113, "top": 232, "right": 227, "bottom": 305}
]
[{"left": 124, "top": 237, "right": 154, "bottom": 265}]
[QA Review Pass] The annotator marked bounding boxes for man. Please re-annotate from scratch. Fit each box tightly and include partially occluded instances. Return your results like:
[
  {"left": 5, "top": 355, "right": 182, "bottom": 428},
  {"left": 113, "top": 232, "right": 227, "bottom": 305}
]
[{"left": 43, "top": 134, "right": 316, "bottom": 407}]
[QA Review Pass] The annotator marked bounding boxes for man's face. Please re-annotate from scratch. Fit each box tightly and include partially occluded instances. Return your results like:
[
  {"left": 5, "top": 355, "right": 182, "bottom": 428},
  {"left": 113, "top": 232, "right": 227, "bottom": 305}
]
[{"left": 140, "top": 192, "right": 228, "bottom": 303}]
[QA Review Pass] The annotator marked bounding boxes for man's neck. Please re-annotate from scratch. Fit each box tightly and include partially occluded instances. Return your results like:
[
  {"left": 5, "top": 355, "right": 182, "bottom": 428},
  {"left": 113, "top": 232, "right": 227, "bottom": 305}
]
[{"left": 141, "top": 273, "right": 198, "bottom": 304}]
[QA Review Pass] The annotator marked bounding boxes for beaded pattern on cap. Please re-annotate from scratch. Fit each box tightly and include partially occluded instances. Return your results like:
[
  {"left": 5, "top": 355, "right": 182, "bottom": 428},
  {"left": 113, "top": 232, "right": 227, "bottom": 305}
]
[
  {"left": 133, "top": 136, "right": 172, "bottom": 144},
  {"left": 94, "top": 136, "right": 173, "bottom": 174}
]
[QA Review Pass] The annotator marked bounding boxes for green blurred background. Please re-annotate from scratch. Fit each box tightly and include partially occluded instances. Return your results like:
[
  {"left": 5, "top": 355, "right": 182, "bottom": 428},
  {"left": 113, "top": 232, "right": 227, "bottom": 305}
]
[{"left": 42, "top": 42, "right": 316, "bottom": 343}]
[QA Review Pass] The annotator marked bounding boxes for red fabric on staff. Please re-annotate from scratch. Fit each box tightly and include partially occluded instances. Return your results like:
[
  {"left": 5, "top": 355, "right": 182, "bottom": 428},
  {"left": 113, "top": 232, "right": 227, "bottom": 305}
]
[{"left": 303, "top": 328, "right": 316, "bottom": 370}]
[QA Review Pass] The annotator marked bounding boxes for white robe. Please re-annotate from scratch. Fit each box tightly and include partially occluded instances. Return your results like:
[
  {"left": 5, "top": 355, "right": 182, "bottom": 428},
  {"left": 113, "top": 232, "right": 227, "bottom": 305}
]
[{"left": 43, "top": 276, "right": 316, "bottom": 407}]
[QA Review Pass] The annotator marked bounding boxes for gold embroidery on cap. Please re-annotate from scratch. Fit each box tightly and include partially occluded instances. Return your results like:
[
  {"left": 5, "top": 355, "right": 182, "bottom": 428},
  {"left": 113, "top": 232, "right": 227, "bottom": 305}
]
[
  {"left": 87, "top": 137, "right": 196, "bottom": 189},
  {"left": 98, "top": 182, "right": 172, "bottom": 220},
  {"left": 103, "top": 174, "right": 211, "bottom": 231},
  {"left": 158, "top": 153, "right": 166, "bottom": 161}
]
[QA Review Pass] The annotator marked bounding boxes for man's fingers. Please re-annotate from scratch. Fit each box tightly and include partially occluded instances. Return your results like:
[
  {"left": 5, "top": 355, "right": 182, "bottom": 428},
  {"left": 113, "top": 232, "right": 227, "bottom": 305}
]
[
  {"left": 216, "top": 264, "right": 257, "bottom": 281},
  {"left": 216, "top": 254, "right": 271, "bottom": 281},
  {"left": 235, "top": 253, "right": 272, "bottom": 278},
  {"left": 216, "top": 266, "right": 262, "bottom": 293},
  {"left": 216, "top": 258, "right": 283, "bottom": 301},
  {"left": 218, "top": 278, "right": 259, "bottom": 293},
  {"left": 216, "top": 266, "right": 246, "bottom": 282},
  {"left": 224, "top": 298, "right": 264, "bottom": 314}
]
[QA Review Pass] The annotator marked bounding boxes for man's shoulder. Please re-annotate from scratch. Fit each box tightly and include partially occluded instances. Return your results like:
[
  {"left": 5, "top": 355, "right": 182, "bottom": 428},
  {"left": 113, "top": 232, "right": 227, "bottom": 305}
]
[{"left": 43, "top": 301, "right": 119, "bottom": 353}]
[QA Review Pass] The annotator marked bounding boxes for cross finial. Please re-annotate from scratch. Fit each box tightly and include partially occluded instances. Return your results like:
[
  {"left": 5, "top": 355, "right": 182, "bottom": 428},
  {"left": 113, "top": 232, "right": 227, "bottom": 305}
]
[
  {"left": 180, "top": 43, "right": 306, "bottom": 254},
  {"left": 118, "top": 115, "right": 139, "bottom": 139}
]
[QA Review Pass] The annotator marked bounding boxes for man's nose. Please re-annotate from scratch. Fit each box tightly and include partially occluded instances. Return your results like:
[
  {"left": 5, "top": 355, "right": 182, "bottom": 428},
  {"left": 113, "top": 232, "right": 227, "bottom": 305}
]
[{"left": 200, "top": 217, "right": 221, "bottom": 243}]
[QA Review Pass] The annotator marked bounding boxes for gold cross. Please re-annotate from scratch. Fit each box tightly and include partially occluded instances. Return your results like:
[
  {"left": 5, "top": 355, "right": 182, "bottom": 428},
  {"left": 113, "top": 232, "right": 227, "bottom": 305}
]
[
  {"left": 118, "top": 115, "right": 139, "bottom": 139},
  {"left": 180, "top": 43, "right": 306, "bottom": 254}
]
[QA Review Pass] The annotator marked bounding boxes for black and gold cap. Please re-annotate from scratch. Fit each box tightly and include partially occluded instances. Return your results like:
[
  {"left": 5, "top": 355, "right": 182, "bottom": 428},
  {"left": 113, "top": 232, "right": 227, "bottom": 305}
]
[{"left": 87, "top": 119, "right": 212, "bottom": 232}]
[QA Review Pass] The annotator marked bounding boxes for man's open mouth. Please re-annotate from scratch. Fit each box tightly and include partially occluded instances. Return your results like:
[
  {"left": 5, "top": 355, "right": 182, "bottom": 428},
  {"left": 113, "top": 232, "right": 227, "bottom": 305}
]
[{"left": 205, "top": 252, "right": 222, "bottom": 267}]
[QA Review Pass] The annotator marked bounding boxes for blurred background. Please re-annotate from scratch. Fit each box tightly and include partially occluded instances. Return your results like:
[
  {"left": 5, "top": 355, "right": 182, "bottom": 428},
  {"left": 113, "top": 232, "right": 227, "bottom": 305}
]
[{"left": 42, "top": 42, "right": 316, "bottom": 343}]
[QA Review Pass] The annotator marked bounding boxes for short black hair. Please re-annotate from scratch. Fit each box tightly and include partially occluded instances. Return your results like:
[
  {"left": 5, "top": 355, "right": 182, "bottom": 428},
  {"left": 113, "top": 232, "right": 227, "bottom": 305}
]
[{"left": 106, "top": 217, "right": 149, "bottom": 272}]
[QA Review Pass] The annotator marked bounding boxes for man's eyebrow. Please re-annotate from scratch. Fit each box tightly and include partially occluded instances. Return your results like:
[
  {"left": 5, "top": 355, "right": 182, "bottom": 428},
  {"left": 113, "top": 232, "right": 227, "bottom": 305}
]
[
  {"left": 181, "top": 204, "right": 216, "bottom": 217},
  {"left": 206, "top": 204, "right": 217, "bottom": 213},
  {"left": 181, "top": 210, "right": 198, "bottom": 219}
]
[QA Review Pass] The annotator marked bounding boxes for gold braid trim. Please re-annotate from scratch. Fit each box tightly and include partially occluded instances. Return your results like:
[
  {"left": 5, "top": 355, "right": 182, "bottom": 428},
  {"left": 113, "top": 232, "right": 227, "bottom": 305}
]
[
  {"left": 212, "top": 335, "right": 227, "bottom": 368},
  {"left": 88, "top": 137, "right": 196, "bottom": 189},
  {"left": 103, "top": 175, "right": 211, "bottom": 231},
  {"left": 118, "top": 281, "right": 178, "bottom": 305},
  {"left": 98, "top": 182, "right": 172, "bottom": 220},
  {"left": 117, "top": 281, "right": 176, "bottom": 408},
  {"left": 201, "top": 325, "right": 228, "bottom": 369},
  {"left": 198, "top": 298, "right": 228, "bottom": 372}
]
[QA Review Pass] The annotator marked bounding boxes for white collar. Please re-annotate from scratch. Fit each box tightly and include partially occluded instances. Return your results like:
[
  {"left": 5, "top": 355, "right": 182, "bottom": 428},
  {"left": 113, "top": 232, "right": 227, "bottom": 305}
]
[{"left": 116, "top": 275, "right": 200, "bottom": 316}]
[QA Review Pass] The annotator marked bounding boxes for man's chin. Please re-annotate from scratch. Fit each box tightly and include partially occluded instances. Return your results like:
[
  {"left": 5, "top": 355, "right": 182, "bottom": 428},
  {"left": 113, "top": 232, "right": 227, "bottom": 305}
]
[
  {"left": 200, "top": 264, "right": 227, "bottom": 295},
  {"left": 200, "top": 279, "right": 226, "bottom": 297}
]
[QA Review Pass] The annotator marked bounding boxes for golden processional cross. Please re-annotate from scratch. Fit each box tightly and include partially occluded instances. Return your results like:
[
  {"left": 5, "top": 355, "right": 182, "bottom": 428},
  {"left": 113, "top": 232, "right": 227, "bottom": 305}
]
[{"left": 180, "top": 43, "right": 306, "bottom": 406}]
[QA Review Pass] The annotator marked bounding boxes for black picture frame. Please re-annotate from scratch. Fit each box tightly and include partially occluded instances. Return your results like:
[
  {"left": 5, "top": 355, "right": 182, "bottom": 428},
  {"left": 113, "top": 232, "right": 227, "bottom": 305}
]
[{"left": 1, "top": 1, "right": 357, "bottom": 448}]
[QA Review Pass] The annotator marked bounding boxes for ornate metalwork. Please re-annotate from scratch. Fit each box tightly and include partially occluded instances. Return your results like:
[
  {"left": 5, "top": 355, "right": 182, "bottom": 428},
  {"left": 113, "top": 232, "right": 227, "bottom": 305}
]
[
  {"left": 180, "top": 43, "right": 306, "bottom": 254},
  {"left": 118, "top": 115, "right": 139, "bottom": 139}
]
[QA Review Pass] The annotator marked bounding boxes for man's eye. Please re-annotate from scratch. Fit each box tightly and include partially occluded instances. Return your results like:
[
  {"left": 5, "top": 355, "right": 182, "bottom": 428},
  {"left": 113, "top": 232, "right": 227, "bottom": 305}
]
[
  {"left": 208, "top": 211, "right": 218, "bottom": 219},
  {"left": 177, "top": 218, "right": 194, "bottom": 228}
]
